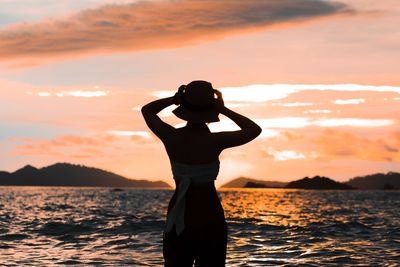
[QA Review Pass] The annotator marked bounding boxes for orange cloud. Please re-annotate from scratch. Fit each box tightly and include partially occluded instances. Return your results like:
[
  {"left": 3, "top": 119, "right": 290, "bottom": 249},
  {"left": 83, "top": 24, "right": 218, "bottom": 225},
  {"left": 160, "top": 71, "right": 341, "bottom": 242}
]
[
  {"left": 12, "top": 134, "right": 117, "bottom": 156},
  {"left": 11, "top": 131, "right": 156, "bottom": 157},
  {"left": 0, "top": 0, "right": 351, "bottom": 64},
  {"left": 314, "top": 129, "right": 400, "bottom": 162},
  {"left": 50, "top": 135, "right": 116, "bottom": 146},
  {"left": 394, "top": 131, "right": 400, "bottom": 147}
]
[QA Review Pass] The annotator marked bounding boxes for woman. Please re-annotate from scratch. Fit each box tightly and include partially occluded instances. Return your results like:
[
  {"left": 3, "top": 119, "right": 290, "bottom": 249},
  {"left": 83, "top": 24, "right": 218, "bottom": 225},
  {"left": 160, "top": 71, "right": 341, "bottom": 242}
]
[{"left": 142, "top": 80, "right": 261, "bottom": 267}]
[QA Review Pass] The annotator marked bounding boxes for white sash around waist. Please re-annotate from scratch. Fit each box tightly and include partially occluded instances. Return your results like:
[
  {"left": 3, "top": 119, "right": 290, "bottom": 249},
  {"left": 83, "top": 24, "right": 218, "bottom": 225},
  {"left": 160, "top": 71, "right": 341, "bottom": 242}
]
[{"left": 164, "top": 160, "right": 220, "bottom": 236}]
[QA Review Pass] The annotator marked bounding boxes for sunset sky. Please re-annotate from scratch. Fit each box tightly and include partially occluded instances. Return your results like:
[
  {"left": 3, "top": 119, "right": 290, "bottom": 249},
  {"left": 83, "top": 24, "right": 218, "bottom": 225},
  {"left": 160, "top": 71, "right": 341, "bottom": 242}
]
[{"left": 0, "top": 0, "right": 399, "bottom": 187}]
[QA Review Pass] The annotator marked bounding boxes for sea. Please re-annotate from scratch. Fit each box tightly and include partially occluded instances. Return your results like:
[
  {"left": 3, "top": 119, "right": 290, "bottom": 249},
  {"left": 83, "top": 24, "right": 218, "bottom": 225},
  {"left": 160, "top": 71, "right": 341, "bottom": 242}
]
[{"left": 0, "top": 187, "right": 399, "bottom": 266}]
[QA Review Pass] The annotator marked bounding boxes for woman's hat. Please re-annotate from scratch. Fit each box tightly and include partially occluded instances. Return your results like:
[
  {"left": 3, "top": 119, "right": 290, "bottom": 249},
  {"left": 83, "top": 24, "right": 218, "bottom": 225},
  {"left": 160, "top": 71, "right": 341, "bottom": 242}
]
[{"left": 172, "top": 80, "right": 220, "bottom": 123}]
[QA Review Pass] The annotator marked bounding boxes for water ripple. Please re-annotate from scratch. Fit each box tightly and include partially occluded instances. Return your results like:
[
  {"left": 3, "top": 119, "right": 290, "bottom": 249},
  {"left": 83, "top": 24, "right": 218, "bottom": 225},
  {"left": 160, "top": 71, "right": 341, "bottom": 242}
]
[{"left": 0, "top": 187, "right": 399, "bottom": 266}]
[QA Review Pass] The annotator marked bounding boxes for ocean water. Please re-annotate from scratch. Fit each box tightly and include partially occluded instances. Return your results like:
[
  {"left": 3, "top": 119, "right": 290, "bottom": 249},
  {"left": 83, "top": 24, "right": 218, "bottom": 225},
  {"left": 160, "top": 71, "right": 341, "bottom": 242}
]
[{"left": 0, "top": 187, "right": 399, "bottom": 266}]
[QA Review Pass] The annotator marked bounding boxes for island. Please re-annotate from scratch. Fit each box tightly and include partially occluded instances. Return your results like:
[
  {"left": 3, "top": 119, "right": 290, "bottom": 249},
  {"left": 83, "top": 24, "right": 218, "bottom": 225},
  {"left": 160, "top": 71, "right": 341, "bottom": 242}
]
[
  {"left": 221, "top": 177, "right": 287, "bottom": 188},
  {"left": 243, "top": 181, "right": 271, "bottom": 188},
  {"left": 346, "top": 172, "right": 400, "bottom": 190},
  {"left": 221, "top": 172, "right": 400, "bottom": 190},
  {"left": 285, "top": 176, "right": 353, "bottom": 190},
  {"left": 0, "top": 163, "right": 170, "bottom": 188}
]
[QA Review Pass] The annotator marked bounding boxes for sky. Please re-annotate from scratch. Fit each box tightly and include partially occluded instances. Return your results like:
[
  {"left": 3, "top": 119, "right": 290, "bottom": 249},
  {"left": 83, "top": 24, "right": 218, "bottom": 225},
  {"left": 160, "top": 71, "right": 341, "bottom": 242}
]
[{"left": 0, "top": 0, "right": 399, "bottom": 187}]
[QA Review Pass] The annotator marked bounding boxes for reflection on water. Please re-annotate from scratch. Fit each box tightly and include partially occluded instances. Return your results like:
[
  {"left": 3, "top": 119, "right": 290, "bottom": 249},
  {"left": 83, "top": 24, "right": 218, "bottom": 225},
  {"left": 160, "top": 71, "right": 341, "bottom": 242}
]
[
  {"left": 0, "top": 187, "right": 399, "bottom": 266},
  {"left": 221, "top": 189, "right": 400, "bottom": 266}
]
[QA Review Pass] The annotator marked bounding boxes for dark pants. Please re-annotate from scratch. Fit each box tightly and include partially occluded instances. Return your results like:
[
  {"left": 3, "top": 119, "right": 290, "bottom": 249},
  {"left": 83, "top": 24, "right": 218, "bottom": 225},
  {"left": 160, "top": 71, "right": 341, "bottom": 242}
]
[{"left": 163, "top": 223, "right": 227, "bottom": 267}]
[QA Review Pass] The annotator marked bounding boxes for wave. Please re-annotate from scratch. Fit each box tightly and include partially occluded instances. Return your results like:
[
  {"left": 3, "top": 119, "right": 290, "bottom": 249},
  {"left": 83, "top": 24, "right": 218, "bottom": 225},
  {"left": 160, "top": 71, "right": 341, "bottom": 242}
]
[{"left": 0, "top": 187, "right": 399, "bottom": 266}]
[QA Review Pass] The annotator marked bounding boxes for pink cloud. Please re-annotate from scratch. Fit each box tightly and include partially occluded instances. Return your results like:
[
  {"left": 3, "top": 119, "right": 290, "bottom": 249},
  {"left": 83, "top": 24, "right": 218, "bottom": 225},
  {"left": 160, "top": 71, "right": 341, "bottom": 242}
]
[
  {"left": 0, "top": 0, "right": 351, "bottom": 64},
  {"left": 314, "top": 129, "right": 400, "bottom": 162},
  {"left": 257, "top": 127, "right": 400, "bottom": 164},
  {"left": 10, "top": 131, "right": 156, "bottom": 157},
  {"left": 12, "top": 134, "right": 117, "bottom": 156}
]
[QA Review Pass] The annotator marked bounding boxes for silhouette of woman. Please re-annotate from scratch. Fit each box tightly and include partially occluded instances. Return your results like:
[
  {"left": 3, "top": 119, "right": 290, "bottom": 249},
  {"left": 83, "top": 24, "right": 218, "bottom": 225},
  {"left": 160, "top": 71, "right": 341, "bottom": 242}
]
[{"left": 142, "top": 80, "right": 261, "bottom": 267}]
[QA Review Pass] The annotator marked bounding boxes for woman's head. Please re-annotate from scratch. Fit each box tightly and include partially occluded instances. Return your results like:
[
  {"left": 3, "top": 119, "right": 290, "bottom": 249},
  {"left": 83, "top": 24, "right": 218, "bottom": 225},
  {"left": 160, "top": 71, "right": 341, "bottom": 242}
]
[{"left": 172, "top": 80, "right": 220, "bottom": 123}]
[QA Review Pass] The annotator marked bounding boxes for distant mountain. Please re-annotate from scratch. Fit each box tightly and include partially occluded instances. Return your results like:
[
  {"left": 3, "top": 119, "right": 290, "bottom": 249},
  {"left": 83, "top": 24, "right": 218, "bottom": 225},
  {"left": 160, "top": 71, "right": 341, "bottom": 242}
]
[
  {"left": 243, "top": 182, "right": 270, "bottom": 188},
  {"left": 0, "top": 163, "right": 170, "bottom": 188},
  {"left": 221, "top": 177, "right": 287, "bottom": 188},
  {"left": 285, "top": 176, "right": 353, "bottom": 190},
  {"left": 0, "top": 171, "right": 10, "bottom": 177},
  {"left": 346, "top": 172, "right": 400, "bottom": 190}
]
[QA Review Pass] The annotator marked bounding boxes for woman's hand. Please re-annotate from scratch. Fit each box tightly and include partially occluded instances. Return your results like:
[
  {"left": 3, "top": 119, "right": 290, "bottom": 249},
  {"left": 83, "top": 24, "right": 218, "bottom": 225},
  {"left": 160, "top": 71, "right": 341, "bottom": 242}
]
[
  {"left": 173, "top": 85, "right": 186, "bottom": 105},
  {"left": 214, "top": 89, "right": 226, "bottom": 113}
]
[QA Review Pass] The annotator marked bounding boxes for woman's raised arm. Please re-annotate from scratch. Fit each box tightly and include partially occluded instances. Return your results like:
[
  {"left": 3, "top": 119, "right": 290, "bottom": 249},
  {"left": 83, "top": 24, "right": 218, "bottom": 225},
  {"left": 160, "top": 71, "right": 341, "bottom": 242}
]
[
  {"left": 213, "top": 90, "right": 262, "bottom": 149},
  {"left": 141, "top": 96, "right": 175, "bottom": 141}
]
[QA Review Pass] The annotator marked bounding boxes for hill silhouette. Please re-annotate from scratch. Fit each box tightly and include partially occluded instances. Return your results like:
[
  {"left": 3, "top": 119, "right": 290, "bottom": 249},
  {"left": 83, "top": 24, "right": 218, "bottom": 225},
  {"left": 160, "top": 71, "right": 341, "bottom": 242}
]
[
  {"left": 285, "top": 176, "right": 353, "bottom": 190},
  {"left": 221, "top": 172, "right": 400, "bottom": 190},
  {"left": 346, "top": 172, "right": 400, "bottom": 190},
  {"left": 1, "top": 164, "right": 398, "bottom": 190},
  {"left": 221, "top": 177, "right": 287, "bottom": 188},
  {"left": 0, "top": 163, "right": 170, "bottom": 188},
  {"left": 243, "top": 181, "right": 271, "bottom": 188}
]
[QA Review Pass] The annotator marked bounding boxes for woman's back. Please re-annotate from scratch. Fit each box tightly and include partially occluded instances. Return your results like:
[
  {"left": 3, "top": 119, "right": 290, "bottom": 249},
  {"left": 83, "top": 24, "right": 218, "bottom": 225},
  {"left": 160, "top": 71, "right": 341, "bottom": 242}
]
[{"left": 164, "top": 123, "right": 221, "bottom": 165}]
